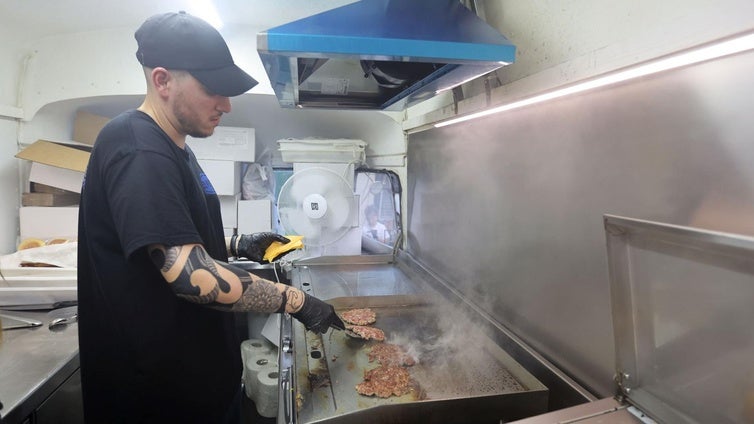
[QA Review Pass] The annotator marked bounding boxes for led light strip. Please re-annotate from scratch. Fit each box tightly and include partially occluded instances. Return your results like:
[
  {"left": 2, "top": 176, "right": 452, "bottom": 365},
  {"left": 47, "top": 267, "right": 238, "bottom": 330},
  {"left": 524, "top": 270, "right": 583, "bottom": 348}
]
[{"left": 435, "top": 32, "right": 754, "bottom": 128}]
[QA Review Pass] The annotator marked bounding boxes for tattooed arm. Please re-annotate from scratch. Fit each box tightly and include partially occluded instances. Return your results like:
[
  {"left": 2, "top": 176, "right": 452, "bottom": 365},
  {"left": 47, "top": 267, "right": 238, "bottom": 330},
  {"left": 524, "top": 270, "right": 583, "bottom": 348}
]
[{"left": 147, "top": 243, "right": 304, "bottom": 313}]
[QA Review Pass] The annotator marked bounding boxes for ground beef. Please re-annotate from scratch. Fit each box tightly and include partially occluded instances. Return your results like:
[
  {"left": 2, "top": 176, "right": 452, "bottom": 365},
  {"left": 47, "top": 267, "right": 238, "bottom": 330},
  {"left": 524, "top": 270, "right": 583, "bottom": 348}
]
[
  {"left": 346, "top": 325, "right": 385, "bottom": 341},
  {"left": 368, "top": 343, "right": 416, "bottom": 366},
  {"left": 355, "top": 365, "right": 412, "bottom": 398},
  {"left": 341, "top": 308, "right": 377, "bottom": 325}
]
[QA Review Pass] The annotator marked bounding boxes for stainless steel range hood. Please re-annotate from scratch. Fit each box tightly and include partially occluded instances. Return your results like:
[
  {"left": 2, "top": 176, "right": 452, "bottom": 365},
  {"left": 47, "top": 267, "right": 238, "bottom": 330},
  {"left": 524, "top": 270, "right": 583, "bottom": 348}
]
[{"left": 257, "top": 0, "right": 516, "bottom": 111}]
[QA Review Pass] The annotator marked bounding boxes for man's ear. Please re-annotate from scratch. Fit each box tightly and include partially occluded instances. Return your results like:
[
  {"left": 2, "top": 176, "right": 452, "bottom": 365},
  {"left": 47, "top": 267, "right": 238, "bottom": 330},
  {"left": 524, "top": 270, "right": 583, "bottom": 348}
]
[{"left": 151, "top": 67, "right": 171, "bottom": 97}]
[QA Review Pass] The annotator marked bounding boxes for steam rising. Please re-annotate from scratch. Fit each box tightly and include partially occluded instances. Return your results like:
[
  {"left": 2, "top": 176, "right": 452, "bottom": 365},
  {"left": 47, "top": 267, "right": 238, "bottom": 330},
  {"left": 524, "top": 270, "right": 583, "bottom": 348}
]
[{"left": 387, "top": 303, "right": 525, "bottom": 398}]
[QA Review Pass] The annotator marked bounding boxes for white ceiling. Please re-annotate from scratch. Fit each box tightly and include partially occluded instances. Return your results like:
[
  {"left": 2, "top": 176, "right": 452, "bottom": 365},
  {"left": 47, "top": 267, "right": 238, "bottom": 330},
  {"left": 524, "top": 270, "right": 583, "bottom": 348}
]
[{"left": 0, "top": 0, "right": 357, "bottom": 40}]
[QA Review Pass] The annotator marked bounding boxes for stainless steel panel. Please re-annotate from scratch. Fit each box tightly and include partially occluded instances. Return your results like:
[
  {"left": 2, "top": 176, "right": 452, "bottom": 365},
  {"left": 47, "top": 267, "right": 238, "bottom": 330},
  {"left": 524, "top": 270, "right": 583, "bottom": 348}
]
[
  {"left": 406, "top": 50, "right": 754, "bottom": 397},
  {"left": 292, "top": 262, "right": 429, "bottom": 300},
  {"left": 34, "top": 369, "right": 84, "bottom": 424},
  {"left": 605, "top": 215, "right": 754, "bottom": 424},
  {"left": 508, "top": 397, "right": 639, "bottom": 424}
]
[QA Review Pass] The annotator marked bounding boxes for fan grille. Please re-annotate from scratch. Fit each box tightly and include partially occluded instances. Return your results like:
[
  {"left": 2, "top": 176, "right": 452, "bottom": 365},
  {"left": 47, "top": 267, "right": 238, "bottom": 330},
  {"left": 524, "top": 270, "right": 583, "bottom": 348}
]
[{"left": 277, "top": 167, "right": 356, "bottom": 247}]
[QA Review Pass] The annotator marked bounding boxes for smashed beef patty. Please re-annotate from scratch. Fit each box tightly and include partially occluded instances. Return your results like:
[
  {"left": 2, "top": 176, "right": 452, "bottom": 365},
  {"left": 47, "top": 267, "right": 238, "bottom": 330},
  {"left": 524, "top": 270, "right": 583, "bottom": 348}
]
[
  {"left": 341, "top": 308, "right": 377, "bottom": 325},
  {"left": 368, "top": 343, "right": 416, "bottom": 366},
  {"left": 355, "top": 365, "right": 412, "bottom": 398},
  {"left": 346, "top": 324, "right": 385, "bottom": 341}
]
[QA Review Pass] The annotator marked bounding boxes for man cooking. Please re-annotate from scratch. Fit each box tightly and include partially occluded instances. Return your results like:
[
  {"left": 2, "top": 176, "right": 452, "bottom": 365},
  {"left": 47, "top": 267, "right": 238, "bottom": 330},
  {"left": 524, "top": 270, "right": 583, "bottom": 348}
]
[{"left": 76, "top": 11, "right": 344, "bottom": 423}]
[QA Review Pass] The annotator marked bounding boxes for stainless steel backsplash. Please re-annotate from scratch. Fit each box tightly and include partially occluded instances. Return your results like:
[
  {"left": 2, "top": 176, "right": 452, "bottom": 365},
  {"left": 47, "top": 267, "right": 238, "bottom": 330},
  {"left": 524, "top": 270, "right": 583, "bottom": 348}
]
[{"left": 406, "top": 50, "right": 754, "bottom": 397}]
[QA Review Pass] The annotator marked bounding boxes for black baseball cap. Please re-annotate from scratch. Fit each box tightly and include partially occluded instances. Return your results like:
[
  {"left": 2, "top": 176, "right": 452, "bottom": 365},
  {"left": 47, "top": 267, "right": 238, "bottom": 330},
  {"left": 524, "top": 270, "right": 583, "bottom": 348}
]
[{"left": 135, "top": 11, "right": 257, "bottom": 97}]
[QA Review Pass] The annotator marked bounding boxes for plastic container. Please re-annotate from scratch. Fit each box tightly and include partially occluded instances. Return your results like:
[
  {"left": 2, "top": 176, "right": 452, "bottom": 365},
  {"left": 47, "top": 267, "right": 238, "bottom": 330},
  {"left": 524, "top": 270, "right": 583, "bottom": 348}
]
[{"left": 278, "top": 138, "right": 367, "bottom": 164}]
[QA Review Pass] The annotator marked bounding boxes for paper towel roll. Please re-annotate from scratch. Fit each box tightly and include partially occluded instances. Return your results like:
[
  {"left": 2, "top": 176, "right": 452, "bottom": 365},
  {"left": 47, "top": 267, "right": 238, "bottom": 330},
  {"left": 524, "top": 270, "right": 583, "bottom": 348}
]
[
  {"left": 244, "top": 352, "right": 276, "bottom": 400},
  {"left": 241, "top": 338, "right": 274, "bottom": 364},
  {"left": 255, "top": 364, "right": 280, "bottom": 418},
  {"left": 241, "top": 338, "right": 275, "bottom": 384}
]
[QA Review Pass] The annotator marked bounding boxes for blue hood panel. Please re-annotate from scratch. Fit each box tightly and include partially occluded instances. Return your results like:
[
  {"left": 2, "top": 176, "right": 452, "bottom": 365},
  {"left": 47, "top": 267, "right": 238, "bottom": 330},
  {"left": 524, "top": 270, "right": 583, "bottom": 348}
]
[{"left": 258, "top": 0, "right": 516, "bottom": 110}]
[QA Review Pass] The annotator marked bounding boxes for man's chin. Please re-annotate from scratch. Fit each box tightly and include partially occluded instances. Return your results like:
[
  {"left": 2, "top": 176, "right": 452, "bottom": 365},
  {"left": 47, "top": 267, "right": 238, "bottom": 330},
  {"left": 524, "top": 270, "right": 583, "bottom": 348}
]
[{"left": 188, "top": 128, "right": 215, "bottom": 138}]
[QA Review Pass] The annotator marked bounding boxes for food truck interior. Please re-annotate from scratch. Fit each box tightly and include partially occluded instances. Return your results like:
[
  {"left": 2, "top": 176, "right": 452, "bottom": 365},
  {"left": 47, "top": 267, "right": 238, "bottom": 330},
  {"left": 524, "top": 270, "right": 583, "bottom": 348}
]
[{"left": 2, "top": 1, "right": 754, "bottom": 423}]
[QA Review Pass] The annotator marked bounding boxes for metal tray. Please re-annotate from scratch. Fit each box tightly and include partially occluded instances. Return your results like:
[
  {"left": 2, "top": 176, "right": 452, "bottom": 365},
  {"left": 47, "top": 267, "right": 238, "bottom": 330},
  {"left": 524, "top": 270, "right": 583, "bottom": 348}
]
[{"left": 292, "top": 295, "right": 548, "bottom": 424}]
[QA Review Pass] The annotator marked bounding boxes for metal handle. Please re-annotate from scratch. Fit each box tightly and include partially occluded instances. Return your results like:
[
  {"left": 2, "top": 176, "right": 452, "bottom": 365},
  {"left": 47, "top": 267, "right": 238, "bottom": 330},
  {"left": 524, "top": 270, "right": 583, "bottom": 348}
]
[
  {"left": 281, "top": 367, "right": 294, "bottom": 424},
  {"left": 282, "top": 335, "right": 292, "bottom": 353}
]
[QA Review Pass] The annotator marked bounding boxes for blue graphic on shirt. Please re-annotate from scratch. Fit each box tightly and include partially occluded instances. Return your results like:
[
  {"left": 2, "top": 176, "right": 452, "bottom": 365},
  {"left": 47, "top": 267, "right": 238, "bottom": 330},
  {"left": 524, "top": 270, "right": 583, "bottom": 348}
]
[{"left": 198, "top": 172, "right": 216, "bottom": 195}]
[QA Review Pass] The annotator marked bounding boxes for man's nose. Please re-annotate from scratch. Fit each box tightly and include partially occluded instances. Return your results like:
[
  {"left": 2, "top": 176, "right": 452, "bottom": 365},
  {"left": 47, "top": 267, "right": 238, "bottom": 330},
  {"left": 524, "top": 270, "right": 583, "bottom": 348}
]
[{"left": 217, "top": 96, "right": 231, "bottom": 113}]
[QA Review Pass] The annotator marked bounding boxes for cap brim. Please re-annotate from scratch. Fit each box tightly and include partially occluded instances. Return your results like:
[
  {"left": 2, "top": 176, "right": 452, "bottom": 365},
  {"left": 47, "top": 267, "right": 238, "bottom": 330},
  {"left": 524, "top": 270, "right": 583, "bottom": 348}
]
[{"left": 190, "top": 64, "right": 258, "bottom": 97}]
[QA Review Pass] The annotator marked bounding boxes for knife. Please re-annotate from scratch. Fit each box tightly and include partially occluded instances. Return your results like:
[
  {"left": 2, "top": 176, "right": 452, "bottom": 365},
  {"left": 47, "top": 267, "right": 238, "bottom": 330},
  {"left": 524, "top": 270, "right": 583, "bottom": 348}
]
[{"left": 0, "top": 313, "right": 43, "bottom": 330}]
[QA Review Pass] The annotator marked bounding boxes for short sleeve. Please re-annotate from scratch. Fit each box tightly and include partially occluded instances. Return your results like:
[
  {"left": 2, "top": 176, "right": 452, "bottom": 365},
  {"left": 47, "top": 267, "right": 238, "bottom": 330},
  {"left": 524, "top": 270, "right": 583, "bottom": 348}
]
[{"left": 104, "top": 149, "right": 202, "bottom": 258}]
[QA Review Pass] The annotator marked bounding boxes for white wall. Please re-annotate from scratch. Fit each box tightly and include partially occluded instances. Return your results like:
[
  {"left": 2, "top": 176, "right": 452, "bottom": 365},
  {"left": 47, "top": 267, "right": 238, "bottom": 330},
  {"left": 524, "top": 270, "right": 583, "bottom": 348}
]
[
  {"left": 0, "top": 22, "right": 25, "bottom": 112},
  {"left": 405, "top": 0, "right": 754, "bottom": 129},
  {"left": 14, "top": 22, "right": 406, "bottom": 162},
  {"left": 18, "top": 24, "right": 278, "bottom": 121},
  {"left": 0, "top": 116, "right": 19, "bottom": 252},
  {"left": 0, "top": 23, "right": 26, "bottom": 252}
]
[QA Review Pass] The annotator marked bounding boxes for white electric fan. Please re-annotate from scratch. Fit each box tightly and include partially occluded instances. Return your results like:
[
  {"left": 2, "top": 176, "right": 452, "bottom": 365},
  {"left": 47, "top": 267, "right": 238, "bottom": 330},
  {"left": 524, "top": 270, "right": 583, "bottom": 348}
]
[{"left": 277, "top": 167, "right": 357, "bottom": 249}]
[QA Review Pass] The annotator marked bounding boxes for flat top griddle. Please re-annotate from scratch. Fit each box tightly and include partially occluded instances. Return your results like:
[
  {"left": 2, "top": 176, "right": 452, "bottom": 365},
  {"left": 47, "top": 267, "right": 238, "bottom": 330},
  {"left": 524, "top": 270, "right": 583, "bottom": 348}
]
[{"left": 293, "top": 295, "right": 548, "bottom": 423}]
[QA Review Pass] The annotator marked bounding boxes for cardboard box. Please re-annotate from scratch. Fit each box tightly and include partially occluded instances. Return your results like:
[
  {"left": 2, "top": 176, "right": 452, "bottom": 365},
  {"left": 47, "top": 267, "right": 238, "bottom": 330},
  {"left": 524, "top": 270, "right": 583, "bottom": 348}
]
[
  {"left": 238, "top": 199, "right": 272, "bottom": 234},
  {"left": 22, "top": 192, "right": 80, "bottom": 207},
  {"left": 31, "top": 182, "right": 74, "bottom": 195},
  {"left": 187, "top": 126, "right": 255, "bottom": 161},
  {"left": 16, "top": 140, "right": 91, "bottom": 193},
  {"left": 20, "top": 206, "right": 79, "bottom": 239},
  {"left": 198, "top": 159, "right": 241, "bottom": 196},
  {"left": 219, "top": 193, "right": 240, "bottom": 228},
  {"left": 73, "top": 111, "right": 110, "bottom": 145},
  {"left": 29, "top": 164, "right": 85, "bottom": 193}
]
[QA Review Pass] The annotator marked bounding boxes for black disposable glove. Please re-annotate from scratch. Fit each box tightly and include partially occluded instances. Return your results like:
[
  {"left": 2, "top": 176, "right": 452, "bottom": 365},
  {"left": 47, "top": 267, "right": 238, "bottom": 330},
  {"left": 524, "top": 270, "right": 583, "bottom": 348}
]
[
  {"left": 234, "top": 232, "right": 290, "bottom": 263},
  {"left": 291, "top": 293, "right": 346, "bottom": 334}
]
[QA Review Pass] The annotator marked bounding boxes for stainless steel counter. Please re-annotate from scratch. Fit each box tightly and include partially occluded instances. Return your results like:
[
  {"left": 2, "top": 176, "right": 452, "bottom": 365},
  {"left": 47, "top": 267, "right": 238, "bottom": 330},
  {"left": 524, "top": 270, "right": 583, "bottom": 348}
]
[{"left": 0, "top": 310, "right": 80, "bottom": 423}]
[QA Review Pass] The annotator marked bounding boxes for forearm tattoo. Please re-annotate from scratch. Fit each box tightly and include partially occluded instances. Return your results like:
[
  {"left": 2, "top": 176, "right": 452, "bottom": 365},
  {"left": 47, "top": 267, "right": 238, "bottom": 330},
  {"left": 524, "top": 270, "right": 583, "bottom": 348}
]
[
  {"left": 286, "top": 287, "right": 304, "bottom": 312},
  {"left": 148, "top": 244, "right": 286, "bottom": 313}
]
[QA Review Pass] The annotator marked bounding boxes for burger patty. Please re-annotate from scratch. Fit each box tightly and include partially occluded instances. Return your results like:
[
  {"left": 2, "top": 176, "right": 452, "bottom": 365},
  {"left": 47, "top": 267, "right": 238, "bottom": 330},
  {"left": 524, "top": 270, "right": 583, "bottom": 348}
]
[
  {"left": 346, "top": 325, "right": 385, "bottom": 341},
  {"left": 368, "top": 343, "right": 416, "bottom": 366},
  {"left": 355, "top": 365, "right": 412, "bottom": 398},
  {"left": 341, "top": 308, "right": 377, "bottom": 325}
]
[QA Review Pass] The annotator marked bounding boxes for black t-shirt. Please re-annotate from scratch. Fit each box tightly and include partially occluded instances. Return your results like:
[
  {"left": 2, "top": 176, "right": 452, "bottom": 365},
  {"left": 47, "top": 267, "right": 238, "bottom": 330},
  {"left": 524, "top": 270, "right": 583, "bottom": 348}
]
[{"left": 77, "top": 110, "right": 241, "bottom": 423}]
